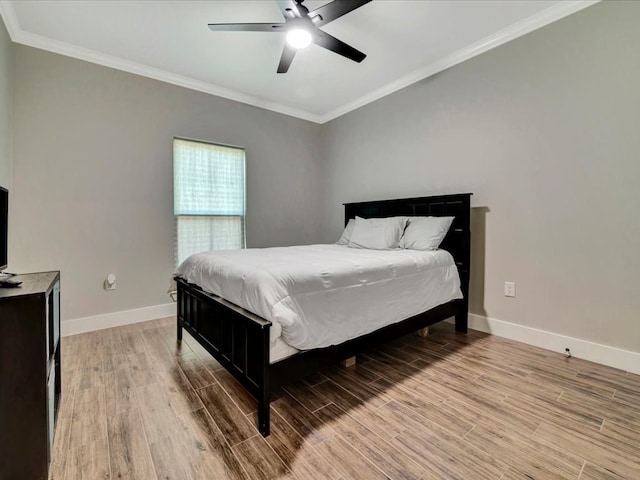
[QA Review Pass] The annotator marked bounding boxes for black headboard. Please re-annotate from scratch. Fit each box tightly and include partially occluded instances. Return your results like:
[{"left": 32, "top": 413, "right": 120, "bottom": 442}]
[{"left": 344, "top": 193, "right": 472, "bottom": 299}]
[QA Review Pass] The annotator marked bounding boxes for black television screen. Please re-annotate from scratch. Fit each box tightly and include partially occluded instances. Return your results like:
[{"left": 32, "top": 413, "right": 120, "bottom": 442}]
[{"left": 0, "top": 186, "right": 7, "bottom": 271}]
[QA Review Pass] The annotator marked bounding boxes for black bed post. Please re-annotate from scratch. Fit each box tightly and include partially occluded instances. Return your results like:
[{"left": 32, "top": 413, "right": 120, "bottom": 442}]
[
  {"left": 258, "top": 386, "right": 270, "bottom": 437},
  {"left": 455, "top": 304, "right": 468, "bottom": 333},
  {"left": 455, "top": 193, "right": 471, "bottom": 334},
  {"left": 455, "top": 270, "right": 469, "bottom": 333},
  {"left": 258, "top": 326, "right": 271, "bottom": 437},
  {"left": 176, "top": 285, "right": 183, "bottom": 342}
]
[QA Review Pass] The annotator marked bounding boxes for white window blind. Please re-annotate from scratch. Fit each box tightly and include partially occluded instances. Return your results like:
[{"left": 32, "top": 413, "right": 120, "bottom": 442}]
[{"left": 174, "top": 138, "right": 246, "bottom": 266}]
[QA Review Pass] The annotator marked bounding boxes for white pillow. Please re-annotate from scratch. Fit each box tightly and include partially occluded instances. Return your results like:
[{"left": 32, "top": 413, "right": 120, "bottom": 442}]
[
  {"left": 349, "top": 216, "right": 407, "bottom": 250},
  {"left": 401, "top": 216, "right": 454, "bottom": 251},
  {"left": 336, "top": 219, "right": 355, "bottom": 245}
]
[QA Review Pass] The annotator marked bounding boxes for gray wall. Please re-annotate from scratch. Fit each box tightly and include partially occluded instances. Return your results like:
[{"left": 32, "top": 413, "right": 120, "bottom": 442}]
[
  {"left": 11, "top": 45, "right": 324, "bottom": 320},
  {"left": 322, "top": 1, "right": 640, "bottom": 353},
  {"left": 8, "top": 1, "right": 640, "bottom": 356},
  {"left": 0, "top": 18, "right": 10, "bottom": 189}
]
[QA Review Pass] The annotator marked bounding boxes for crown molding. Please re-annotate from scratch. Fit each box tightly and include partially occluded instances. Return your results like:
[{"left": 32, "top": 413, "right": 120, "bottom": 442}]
[
  {"left": 0, "top": 1, "right": 19, "bottom": 38},
  {"left": 1, "top": 0, "right": 599, "bottom": 125},
  {"left": 318, "top": 0, "right": 600, "bottom": 123}
]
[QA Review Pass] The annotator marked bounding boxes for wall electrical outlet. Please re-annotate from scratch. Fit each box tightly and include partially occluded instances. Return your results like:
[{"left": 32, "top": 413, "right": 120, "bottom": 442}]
[
  {"left": 504, "top": 281, "right": 516, "bottom": 297},
  {"left": 104, "top": 274, "right": 116, "bottom": 291}
]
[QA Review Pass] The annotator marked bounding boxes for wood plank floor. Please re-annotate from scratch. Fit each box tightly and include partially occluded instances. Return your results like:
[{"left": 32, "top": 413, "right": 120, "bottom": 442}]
[{"left": 50, "top": 317, "right": 640, "bottom": 480}]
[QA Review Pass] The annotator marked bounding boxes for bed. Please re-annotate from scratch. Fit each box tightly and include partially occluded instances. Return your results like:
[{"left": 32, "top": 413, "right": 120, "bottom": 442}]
[{"left": 175, "top": 193, "right": 471, "bottom": 436}]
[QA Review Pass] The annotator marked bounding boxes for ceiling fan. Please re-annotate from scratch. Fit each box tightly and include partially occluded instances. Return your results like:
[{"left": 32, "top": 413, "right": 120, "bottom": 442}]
[{"left": 208, "top": 0, "right": 372, "bottom": 74}]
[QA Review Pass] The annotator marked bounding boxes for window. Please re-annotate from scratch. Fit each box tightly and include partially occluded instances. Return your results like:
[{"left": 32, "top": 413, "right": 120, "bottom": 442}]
[{"left": 174, "top": 138, "right": 246, "bottom": 266}]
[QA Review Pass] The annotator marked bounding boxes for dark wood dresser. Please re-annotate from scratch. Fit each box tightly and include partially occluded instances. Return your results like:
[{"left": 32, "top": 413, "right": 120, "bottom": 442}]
[{"left": 0, "top": 271, "right": 61, "bottom": 480}]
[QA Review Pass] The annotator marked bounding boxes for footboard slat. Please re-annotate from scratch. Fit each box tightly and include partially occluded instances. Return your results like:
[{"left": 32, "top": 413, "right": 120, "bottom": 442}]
[{"left": 232, "top": 322, "right": 247, "bottom": 375}]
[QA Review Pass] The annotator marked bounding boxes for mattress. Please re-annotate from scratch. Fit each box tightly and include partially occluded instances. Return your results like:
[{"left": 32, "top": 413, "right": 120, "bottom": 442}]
[{"left": 174, "top": 244, "right": 462, "bottom": 356}]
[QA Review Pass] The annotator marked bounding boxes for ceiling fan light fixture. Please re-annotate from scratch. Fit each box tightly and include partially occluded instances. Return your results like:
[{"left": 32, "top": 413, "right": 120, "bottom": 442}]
[{"left": 286, "top": 28, "right": 312, "bottom": 49}]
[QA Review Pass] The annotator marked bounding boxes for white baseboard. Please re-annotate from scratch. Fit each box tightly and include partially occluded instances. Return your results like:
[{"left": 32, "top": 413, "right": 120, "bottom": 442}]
[
  {"left": 460, "top": 313, "right": 640, "bottom": 375},
  {"left": 61, "top": 303, "right": 176, "bottom": 337},
  {"left": 61, "top": 303, "right": 639, "bottom": 375}
]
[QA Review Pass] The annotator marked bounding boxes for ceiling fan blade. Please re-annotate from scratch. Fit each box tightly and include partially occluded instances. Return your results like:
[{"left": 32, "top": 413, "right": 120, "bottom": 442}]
[
  {"left": 208, "top": 23, "right": 286, "bottom": 32},
  {"left": 309, "top": 0, "right": 372, "bottom": 27},
  {"left": 277, "top": 44, "right": 296, "bottom": 73},
  {"left": 275, "top": 0, "right": 298, "bottom": 19},
  {"left": 314, "top": 31, "right": 366, "bottom": 63}
]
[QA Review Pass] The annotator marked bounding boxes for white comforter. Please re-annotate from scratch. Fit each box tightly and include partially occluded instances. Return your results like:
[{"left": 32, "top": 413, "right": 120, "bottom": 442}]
[{"left": 173, "top": 244, "right": 462, "bottom": 350}]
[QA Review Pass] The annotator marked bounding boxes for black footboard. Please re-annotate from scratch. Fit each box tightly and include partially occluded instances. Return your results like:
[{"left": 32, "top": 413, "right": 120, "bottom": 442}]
[{"left": 176, "top": 278, "right": 272, "bottom": 435}]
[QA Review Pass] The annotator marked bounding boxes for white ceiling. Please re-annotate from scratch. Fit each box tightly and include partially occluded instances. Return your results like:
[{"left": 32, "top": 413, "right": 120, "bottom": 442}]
[{"left": 0, "top": 0, "right": 597, "bottom": 123}]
